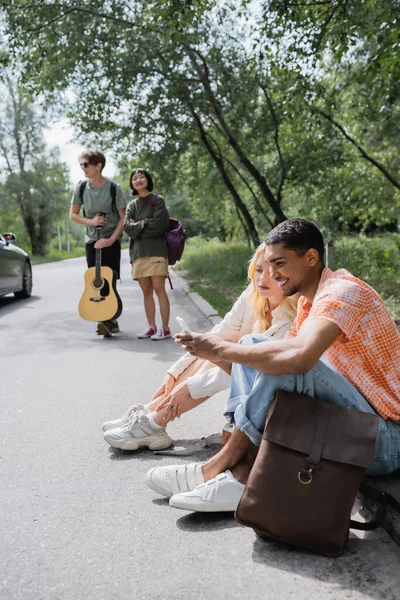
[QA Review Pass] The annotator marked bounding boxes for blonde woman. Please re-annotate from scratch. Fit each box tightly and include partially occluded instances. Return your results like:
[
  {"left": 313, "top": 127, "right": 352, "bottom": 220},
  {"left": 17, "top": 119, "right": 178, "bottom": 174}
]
[{"left": 102, "top": 243, "right": 298, "bottom": 451}]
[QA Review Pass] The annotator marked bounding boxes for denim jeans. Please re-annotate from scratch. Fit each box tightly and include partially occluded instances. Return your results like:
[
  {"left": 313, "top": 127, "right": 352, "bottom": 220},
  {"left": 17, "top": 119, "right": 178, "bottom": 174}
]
[{"left": 225, "top": 334, "right": 400, "bottom": 476}]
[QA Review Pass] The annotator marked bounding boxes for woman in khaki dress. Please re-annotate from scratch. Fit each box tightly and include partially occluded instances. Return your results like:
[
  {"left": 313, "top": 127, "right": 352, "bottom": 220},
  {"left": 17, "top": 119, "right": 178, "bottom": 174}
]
[{"left": 123, "top": 168, "right": 171, "bottom": 340}]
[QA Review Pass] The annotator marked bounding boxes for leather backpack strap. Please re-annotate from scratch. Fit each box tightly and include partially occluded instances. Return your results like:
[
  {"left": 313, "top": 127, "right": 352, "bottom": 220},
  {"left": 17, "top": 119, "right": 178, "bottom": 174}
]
[
  {"left": 153, "top": 433, "right": 222, "bottom": 456},
  {"left": 298, "top": 402, "right": 331, "bottom": 484},
  {"left": 350, "top": 483, "right": 400, "bottom": 531}
]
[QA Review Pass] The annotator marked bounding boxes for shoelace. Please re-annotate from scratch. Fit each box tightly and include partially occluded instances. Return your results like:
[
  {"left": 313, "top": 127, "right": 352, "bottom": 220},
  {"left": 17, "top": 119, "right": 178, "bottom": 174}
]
[
  {"left": 123, "top": 412, "right": 146, "bottom": 432},
  {"left": 124, "top": 405, "right": 139, "bottom": 421}
]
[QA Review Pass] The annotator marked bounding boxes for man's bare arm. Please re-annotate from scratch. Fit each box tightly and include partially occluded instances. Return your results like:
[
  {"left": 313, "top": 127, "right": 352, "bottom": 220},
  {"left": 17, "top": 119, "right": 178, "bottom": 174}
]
[
  {"left": 107, "top": 208, "right": 126, "bottom": 243},
  {"left": 176, "top": 318, "right": 341, "bottom": 376}
]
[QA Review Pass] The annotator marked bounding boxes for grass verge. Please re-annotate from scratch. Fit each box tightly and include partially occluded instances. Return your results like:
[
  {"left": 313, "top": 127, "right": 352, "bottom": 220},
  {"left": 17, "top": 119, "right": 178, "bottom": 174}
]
[
  {"left": 31, "top": 248, "right": 85, "bottom": 265},
  {"left": 31, "top": 242, "right": 130, "bottom": 266}
]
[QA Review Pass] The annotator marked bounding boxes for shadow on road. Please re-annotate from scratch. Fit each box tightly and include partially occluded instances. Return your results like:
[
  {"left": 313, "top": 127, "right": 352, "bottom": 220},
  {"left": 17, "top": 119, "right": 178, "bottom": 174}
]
[
  {"left": 108, "top": 447, "right": 160, "bottom": 462},
  {"left": 108, "top": 441, "right": 222, "bottom": 463},
  {"left": 1, "top": 308, "right": 185, "bottom": 361},
  {"left": 152, "top": 497, "right": 169, "bottom": 506},
  {"left": 251, "top": 535, "right": 399, "bottom": 599},
  {"left": 176, "top": 511, "right": 240, "bottom": 532},
  {"left": 0, "top": 294, "right": 40, "bottom": 317}
]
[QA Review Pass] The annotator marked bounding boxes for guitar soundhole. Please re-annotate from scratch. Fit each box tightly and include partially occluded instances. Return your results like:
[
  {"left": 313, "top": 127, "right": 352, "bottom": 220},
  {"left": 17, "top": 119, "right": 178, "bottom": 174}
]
[{"left": 93, "top": 277, "right": 104, "bottom": 289}]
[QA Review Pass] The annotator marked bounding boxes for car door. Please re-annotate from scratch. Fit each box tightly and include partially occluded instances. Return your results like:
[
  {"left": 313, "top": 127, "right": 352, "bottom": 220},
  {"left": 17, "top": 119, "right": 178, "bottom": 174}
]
[{"left": 0, "top": 235, "right": 23, "bottom": 294}]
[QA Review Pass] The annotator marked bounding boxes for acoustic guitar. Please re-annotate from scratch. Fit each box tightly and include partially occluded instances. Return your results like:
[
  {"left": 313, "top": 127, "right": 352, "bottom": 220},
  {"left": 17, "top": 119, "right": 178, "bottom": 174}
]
[{"left": 78, "top": 224, "right": 122, "bottom": 322}]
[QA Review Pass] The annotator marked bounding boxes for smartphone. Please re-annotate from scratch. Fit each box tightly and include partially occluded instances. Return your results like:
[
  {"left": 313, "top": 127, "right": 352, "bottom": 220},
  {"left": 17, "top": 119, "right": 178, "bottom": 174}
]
[{"left": 176, "top": 317, "right": 191, "bottom": 332}]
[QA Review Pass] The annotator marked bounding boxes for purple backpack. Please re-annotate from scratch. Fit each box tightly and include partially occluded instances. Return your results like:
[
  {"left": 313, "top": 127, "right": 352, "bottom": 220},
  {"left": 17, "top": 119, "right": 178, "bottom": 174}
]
[{"left": 151, "top": 195, "right": 186, "bottom": 266}]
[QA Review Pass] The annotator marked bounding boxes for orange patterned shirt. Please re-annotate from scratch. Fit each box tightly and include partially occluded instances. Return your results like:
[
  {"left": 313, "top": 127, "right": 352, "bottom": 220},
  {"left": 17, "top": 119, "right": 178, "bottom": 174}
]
[{"left": 286, "top": 268, "right": 400, "bottom": 420}]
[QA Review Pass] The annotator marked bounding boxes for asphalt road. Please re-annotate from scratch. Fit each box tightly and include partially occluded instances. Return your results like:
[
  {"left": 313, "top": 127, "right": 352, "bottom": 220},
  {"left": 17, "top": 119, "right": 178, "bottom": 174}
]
[{"left": 1, "top": 250, "right": 400, "bottom": 600}]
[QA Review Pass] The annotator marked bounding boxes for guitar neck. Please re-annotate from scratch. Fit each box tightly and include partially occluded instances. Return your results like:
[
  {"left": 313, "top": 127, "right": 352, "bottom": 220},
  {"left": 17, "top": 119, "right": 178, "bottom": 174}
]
[{"left": 95, "top": 227, "right": 102, "bottom": 278}]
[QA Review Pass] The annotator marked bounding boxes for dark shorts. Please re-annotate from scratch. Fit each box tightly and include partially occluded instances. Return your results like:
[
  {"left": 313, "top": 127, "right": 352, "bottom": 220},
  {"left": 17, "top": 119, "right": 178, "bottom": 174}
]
[{"left": 85, "top": 240, "right": 121, "bottom": 279}]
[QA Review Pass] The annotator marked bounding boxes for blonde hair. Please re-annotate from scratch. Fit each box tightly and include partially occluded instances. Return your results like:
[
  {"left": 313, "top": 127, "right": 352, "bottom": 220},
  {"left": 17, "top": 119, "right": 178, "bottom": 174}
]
[{"left": 247, "top": 242, "right": 299, "bottom": 334}]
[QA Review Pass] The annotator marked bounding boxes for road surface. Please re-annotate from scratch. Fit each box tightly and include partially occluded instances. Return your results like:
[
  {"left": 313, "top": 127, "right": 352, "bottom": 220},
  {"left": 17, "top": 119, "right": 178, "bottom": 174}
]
[{"left": 1, "top": 251, "right": 399, "bottom": 599}]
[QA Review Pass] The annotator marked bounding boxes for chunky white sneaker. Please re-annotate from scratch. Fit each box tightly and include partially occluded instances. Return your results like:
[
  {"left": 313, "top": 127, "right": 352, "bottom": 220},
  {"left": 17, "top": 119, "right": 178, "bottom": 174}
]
[
  {"left": 169, "top": 470, "right": 245, "bottom": 512},
  {"left": 104, "top": 412, "right": 172, "bottom": 451},
  {"left": 145, "top": 462, "right": 204, "bottom": 498},
  {"left": 102, "top": 404, "right": 146, "bottom": 432},
  {"left": 137, "top": 327, "right": 156, "bottom": 339},
  {"left": 151, "top": 327, "right": 171, "bottom": 340}
]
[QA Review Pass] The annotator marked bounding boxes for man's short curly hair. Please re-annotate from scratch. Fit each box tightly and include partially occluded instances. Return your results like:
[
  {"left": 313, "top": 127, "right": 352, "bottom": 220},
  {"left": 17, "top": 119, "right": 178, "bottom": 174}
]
[{"left": 265, "top": 218, "right": 325, "bottom": 263}]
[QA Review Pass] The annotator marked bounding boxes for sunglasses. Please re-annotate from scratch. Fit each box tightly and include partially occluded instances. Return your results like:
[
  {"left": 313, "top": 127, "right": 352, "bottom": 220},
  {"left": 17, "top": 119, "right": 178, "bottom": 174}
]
[{"left": 80, "top": 162, "right": 92, "bottom": 169}]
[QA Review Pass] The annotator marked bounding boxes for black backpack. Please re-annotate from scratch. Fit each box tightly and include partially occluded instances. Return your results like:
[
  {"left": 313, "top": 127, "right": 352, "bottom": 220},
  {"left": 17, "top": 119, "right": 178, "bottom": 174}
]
[{"left": 78, "top": 180, "right": 118, "bottom": 216}]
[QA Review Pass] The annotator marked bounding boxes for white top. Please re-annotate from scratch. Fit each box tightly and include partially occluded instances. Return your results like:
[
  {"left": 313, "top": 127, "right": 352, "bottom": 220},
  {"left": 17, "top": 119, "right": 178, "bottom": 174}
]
[{"left": 168, "top": 286, "right": 293, "bottom": 400}]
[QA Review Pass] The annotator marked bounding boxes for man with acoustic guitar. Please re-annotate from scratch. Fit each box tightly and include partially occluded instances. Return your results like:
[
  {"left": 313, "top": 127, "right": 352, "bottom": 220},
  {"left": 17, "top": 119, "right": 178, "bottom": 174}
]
[{"left": 70, "top": 149, "right": 126, "bottom": 337}]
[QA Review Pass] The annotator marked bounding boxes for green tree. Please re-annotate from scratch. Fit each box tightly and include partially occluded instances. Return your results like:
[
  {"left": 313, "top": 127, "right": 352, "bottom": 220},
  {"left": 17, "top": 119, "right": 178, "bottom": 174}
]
[
  {"left": 0, "top": 73, "right": 70, "bottom": 254},
  {"left": 2, "top": 0, "right": 399, "bottom": 239},
  {"left": 0, "top": 0, "right": 290, "bottom": 246}
]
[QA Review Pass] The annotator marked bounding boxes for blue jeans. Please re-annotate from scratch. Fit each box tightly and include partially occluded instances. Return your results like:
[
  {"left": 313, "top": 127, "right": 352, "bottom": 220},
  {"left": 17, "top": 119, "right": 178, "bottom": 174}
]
[{"left": 225, "top": 334, "right": 400, "bottom": 476}]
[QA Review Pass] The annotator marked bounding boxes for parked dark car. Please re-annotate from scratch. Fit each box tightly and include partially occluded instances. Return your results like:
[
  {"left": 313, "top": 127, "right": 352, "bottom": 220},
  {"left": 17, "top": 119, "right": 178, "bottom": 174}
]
[{"left": 0, "top": 233, "right": 33, "bottom": 299}]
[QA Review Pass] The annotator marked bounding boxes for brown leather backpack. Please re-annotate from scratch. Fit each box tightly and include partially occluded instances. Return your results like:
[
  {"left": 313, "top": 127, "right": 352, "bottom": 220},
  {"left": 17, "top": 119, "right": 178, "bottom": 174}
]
[{"left": 235, "top": 390, "right": 379, "bottom": 557}]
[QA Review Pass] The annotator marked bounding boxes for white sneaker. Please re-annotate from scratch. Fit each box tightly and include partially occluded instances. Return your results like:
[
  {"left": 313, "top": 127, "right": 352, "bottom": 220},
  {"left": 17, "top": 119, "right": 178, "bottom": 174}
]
[
  {"left": 104, "top": 412, "right": 172, "bottom": 451},
  {"left": 102, "top": 404, "right": 146, "bottom": 432},
  {"left": 169, "top": 470, "right": 245, "bottom": 512},
  {"left": 145, "top": 462, "right": 204, "bottom": 498}
]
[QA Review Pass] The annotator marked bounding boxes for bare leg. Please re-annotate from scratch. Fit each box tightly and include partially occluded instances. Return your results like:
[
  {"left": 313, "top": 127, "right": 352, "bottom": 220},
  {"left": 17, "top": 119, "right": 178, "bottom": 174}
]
[
  {"left": 201, "top": 428, "right": 257, "bottom": 483},
  {"left": 152, "top": 275, "right": 170, "bottom": 329},
  {"left": 153, "top": 394, "right": 208, "bottom": 426},
  {"left": 147, "top": 358, "right": 214, "bottom": 412},
  {"left": 151, "top": 355, "right": 227, "bottom": 424},
  {"left": 138, "top": 277, "right": 156, "bottom": 329}
]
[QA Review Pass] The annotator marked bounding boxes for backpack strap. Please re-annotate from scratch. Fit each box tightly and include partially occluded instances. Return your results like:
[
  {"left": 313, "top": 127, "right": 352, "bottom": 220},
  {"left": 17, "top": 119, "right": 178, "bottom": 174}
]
[
  {"left": 79, "top": 180, "right": 87, "bottom": 217},
  {"left": 110, "top": 180, "right": 117, "bottom": 214},
  {"left": 350, "top": 483, "right": 400, "bottom": 531}
]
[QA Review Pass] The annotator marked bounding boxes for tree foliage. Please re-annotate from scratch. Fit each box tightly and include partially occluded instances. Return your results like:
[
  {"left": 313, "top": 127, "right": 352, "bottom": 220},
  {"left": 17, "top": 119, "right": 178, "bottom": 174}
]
[
  {"left": 0, "top": 73, "right": 70, "bottom": 254},
  {"left": 1, "top": 0, "right": 399, "bottom": 243}
]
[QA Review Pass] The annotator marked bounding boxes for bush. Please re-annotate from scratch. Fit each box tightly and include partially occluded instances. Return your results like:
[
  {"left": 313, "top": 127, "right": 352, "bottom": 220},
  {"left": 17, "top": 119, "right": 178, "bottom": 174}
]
[
  {"left": 178, "top": 237, "right": 253, "bottom": 305},
  {"left": 333, "top": 234, "right": 400, "bottom": 299},
  {"left": 178, "top": 234, "right": 400, "bottom": 323}
]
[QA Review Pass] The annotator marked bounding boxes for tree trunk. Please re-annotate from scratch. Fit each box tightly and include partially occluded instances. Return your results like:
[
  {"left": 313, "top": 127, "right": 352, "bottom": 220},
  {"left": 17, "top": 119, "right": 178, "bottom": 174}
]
[
  {"left": 187, "top": 48, "right": 287, "bottom": 223},
  {"left": 315, "top": 107, "right": 400, "bottom": 192},
  {"left": 191, "top": 108, "right": 260, "bottom": 248}
]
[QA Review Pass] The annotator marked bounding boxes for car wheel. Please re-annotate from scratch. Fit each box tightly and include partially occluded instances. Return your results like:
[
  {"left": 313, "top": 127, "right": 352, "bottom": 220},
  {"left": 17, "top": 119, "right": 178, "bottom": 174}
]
[{"left": 14, "top": 261, "right": 33, "bottom": 299}]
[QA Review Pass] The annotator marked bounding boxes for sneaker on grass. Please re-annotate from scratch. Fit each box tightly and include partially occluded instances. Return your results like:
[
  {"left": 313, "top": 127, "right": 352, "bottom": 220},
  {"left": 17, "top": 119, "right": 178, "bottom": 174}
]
[
  {"left": 104, "top": 412, "right": 172, "bottom": 451},
  {"left": 137, "top": 326, "right": 156, "bottom": 339},
  {"left": 151, "top": 327, "right": 171, "bottom": 340},
  {"left": 102, "top": 404, "right": 146, "bottom": 432}
]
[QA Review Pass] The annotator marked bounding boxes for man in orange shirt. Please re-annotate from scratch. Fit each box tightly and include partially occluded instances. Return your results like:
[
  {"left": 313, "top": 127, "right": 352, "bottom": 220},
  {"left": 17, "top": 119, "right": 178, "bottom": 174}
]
[{"left": 146, "top": 219, "right": 400, "bottom": 512}]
